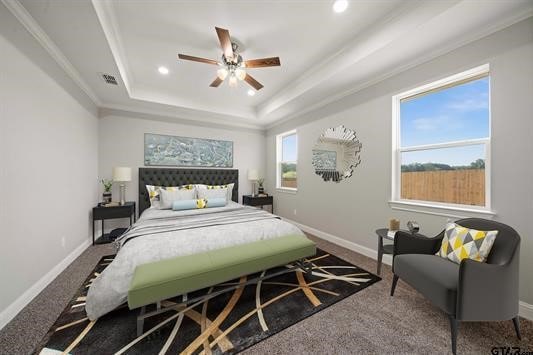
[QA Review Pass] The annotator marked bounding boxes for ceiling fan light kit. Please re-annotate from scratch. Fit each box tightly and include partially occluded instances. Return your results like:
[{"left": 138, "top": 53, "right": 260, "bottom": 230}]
[
  {"left": 333, "top": 0, "right": 349, "bottom": 13},
  {"left": 228, "top": 75, "right": 238, "bottom": 88},
  {"left": 178, "top": 27, "right": 281, "bottom": 91}
]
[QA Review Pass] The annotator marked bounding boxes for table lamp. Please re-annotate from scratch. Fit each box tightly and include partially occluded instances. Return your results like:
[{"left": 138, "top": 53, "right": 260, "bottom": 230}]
[
  {"left": 113, "top": 167, "right": 131, "bottom": 205},
  {"left": 247, "top": 169, "right": 259, "bottom": 197}
]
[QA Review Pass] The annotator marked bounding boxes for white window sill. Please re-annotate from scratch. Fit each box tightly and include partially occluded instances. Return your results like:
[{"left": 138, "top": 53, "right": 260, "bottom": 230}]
[
  {"left": 276, "top": 188, "right": 297, "bottom": 194},
  {"left": 388, "top": 200, "right": 496, "bottom": 219}
]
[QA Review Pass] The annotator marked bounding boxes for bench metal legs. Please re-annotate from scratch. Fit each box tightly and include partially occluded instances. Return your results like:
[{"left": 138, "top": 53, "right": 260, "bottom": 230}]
[
  {"left": 137, "top": 306, "right": 146, "bottom": 337},
  {"left": 135, "top": 259, "right": 313, "bottom": 336},
  {"left": 136, "top": 301, "right": 176, "bottom": 337}
]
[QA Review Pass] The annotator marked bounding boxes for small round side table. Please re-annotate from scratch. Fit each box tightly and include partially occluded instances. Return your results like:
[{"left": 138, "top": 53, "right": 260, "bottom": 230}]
[
  {"left": 375, "top": 228, "right": 425, "bottom": 275},
  {"left": 375, "top": 228, "right": 395, "bottom": 276}
]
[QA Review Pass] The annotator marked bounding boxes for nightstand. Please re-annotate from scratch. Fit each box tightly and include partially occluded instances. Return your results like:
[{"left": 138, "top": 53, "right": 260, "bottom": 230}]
[
  {"left": 242, "top": 195, "right": 274, "bottom": 213},
  {"left": 92, "top": 202, "right": 136, "bottom": 245}
]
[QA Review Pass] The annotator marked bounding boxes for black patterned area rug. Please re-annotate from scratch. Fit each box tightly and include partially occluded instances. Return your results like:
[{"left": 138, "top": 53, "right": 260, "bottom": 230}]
[{"left": 36, "top": 249, "right": 380, "bottom": 354}]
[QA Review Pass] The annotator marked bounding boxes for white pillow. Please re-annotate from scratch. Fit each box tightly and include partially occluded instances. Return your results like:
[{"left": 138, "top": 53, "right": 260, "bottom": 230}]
[
  {"left": 197, "top": 187, "right": 228, "bottom": 200},
  {"left": 159, "top": 187, "right": 197, "bottom": 209},
  {"left": 146, "top": 184, "right": 196, "bottom": 208},
  {"left": 196, "top": 183, "right": 234, "bottom": 202}
]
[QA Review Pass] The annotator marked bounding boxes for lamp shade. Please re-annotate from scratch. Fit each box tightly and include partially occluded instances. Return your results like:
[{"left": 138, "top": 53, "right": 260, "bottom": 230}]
[
  {"left": 113, "top": 167, "right": 131, "bottom": 182},
  {"left": 247, "top": 169, "right": 259, "bottom": 181}
]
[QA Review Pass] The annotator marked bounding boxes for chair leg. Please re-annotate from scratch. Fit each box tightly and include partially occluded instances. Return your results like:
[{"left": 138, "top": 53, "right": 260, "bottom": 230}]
[
  {"left": 390, "top": 274, "right": 399, "bottom": 296},
  {"left": 512, "top": 316, "right": 521, "bottom": 340},
  {"left": 448, "top": 315, "right": 459, "bottom": 355}
]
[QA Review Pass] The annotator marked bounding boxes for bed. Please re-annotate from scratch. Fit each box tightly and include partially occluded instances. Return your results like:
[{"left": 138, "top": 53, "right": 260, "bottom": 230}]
[{"left": 85, "top": 167, "right": 310, "bottom": 321}]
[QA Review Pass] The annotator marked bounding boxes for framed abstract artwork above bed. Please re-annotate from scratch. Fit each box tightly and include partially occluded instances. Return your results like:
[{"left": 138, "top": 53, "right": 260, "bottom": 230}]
[{"left": 144, "top": 133, "right": 233, "bottom": 167}]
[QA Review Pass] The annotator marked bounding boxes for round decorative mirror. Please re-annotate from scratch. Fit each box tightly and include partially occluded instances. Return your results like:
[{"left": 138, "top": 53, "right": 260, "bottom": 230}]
[{"left": 312, "top": 125, "right": 362, "bottom": 182}]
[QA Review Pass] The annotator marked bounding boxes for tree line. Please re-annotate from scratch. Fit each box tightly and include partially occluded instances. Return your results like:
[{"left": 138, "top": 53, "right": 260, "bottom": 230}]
[{"left": 401, "top": 159, "right": 485, "bottom": 172}]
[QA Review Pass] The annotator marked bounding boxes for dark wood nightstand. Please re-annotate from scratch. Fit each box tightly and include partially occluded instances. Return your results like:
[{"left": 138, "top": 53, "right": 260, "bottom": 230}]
[
  {"left": 242, "top": 195, "right": 274, "bottom": 213},
  {"left": 92, "top": 202, "right": 136, "bottom": 245}
]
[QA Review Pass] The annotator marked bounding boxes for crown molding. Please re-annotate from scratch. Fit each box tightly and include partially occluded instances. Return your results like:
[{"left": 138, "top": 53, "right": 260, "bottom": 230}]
[
  {"left": 99, "top": 103, "right": 266, "bottom": 132},
  {"left": 266, "top": 8, "right": 533, "bottom": 131},
  {"left": 1, "top": 0, "right": 102, "bottom": 106},
  {"left": 129, "top": 85, "right": 256, "bottom": 121},
  {"left": 6, "top": 0, "right": 531, "bottom": 133}
]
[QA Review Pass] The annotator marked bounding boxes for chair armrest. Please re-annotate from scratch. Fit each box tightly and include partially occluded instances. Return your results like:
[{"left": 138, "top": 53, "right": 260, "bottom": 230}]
[
  {"left": 393, "top": 231, "right": 443, "bottom": 257},
  {"left": 457, "top": 256, "right": 519, "bottom": 321}
]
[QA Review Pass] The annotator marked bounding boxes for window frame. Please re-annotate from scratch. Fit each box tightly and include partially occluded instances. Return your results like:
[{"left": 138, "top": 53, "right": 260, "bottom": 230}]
[
  {"left": 391, "top": 64, "right": 493, "bottom": 215},
  {"left": 276, "top": 129, "right": 298, "bottom": 192}
]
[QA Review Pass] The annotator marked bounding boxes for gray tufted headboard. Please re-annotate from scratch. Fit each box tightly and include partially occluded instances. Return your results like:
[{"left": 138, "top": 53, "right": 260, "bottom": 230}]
[{"left": 138, "top": 167, "right": 239, "bottom": 215}]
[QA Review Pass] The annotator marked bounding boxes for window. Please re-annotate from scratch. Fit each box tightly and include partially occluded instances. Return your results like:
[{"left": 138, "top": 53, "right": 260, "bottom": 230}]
[
  {"left": 392, "top": 65, "right": 491, "bottom": 211},
  {"left": 276, "top": 130, "right": 297, "bottom": 190}
]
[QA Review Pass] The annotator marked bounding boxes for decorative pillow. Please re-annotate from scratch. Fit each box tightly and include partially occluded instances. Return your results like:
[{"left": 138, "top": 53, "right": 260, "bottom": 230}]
[
  {"left": 204, "top": 197, "right": 227, "bottom": 208},
  {"left": 198, "top": 187, "right": 228, "bottom": 200},
  {"left": 172, "top": 198, "right": 227, "bottom": 211},
  {"left": 196, "top": 183, "right": 234, "bottom": 201},
  {"left": 146, "top": 184, "right": 195, "bottom": 208},
  {"left": 436, "top": 222, "right": 498, "bottom": 264},
  {"left": 159, "top": 187, "right": 197, "bottom": 209}
]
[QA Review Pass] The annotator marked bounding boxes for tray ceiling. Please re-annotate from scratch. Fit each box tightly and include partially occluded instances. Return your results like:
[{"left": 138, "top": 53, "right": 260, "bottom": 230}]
[{"left": 10, "top": 0, "right": 533, "bottom": 129}]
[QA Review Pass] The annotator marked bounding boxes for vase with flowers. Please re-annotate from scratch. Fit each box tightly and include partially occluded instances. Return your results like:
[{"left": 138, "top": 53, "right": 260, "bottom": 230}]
[
  {"left": 257, "top": 178, "right": 265, "bottom": 195},
  {"left": 101, "top": 179, "right": 113, "bottom": 203}
]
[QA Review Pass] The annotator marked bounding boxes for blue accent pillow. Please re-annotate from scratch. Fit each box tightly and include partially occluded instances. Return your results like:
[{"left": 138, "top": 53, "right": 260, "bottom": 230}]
[
  {"left": 171, "top": 199, "right": 197, "bottom": 211},
  {"left": 172, "top": 198, "right": 227, "bottom": 211},
  {"left": 206, "top": 198, "right": 227, "bottom": 208}
]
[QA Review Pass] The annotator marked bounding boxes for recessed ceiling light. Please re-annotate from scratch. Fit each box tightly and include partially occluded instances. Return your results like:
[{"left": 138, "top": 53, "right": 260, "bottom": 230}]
[
  {"left": 333, "top": 0, "right": 348, "bottom": 13},
  {"left": 158, "top": 66, "right": 169, "bottom": 75},
  {"left": 247, "top": 89, "right": 255, "bottom": 96}
]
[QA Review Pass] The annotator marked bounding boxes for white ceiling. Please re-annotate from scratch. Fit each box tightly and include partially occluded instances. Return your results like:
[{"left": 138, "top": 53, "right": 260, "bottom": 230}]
[{"left": 9, "top": 0, "right": 533, "bottom": 130}]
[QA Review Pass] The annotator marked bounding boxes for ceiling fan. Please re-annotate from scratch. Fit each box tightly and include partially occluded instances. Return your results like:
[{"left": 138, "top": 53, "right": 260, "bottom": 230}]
[{"left": 178, "top": 27, "right": 281, "bottom": 91}]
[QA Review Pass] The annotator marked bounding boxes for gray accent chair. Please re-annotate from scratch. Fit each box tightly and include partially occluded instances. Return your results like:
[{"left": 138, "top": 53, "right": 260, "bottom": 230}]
[{"left": 390, "top": 218, "right": 521, "bottom": 355}]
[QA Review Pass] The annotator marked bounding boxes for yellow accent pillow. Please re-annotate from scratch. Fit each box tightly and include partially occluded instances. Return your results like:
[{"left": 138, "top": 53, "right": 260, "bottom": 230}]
[
  {"left": 196, "top": 198, "right": 207, "bottom": 209},
  {"left": 436, "top": 222, "right": 498, "bottom": 264}
]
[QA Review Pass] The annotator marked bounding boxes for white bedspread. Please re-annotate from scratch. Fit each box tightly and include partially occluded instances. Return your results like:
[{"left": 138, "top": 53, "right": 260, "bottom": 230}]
[{"left": 85, "top": 202, "right": 303, "bottom": 320}]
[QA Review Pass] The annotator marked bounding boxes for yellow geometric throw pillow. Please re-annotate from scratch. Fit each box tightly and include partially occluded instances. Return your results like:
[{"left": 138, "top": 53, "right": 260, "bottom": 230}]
[{"left": 436, "top": 222, "right": 498, "bottom": 264}]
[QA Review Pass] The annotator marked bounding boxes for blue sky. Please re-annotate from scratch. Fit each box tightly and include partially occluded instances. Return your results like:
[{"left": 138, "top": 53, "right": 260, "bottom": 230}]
[
  {"left": 400, "top": 76, "right": 489, "bottom": 166},
  {"left": 281, "top": 78, "right": 489, "bottom": 166},
  {"left": 282, "top": 134, "right": 297, "bottom": 162}
]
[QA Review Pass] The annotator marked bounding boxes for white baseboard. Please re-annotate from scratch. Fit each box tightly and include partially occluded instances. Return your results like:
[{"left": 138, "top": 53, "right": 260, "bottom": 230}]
[
  {"left": 0, "top": 239, "right": 91, "bottom": 330},
  {"left": 282, "top": 217, "right": 392, "bottom": 266},
  {"left": 519, "top": 301, "right": 533, "bottom": 321},
  {"left": 283, "top": 217, "right": 533, "bottom": 321}
]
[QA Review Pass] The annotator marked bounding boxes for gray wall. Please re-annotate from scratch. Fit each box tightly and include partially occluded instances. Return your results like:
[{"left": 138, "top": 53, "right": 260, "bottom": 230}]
[
  {"left": 266, "top": 19, "right": 533, "bottom": 304},
  {"left": 98, "top": 114, "right": 266, "bottom": 227},
  {"left": 0, "top": 6, "right": 99, "bottom": 319}
]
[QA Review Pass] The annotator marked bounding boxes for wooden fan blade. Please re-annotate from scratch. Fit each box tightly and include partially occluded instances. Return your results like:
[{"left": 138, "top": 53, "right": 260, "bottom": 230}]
[
  {"left": 215, "top": 27, "right": 234, "bottom": 59},
  {"left": 178, "top": 54, "right": 218, "bottom": 65},
  {"left": 244, "top": 57, "right": 281, "bottom": 68},
  {"left": 244, "top": 73, "right": 263, "bottom": 90},
  {"left": 210, "top": 77, "right": 223, "bottom": 87}
]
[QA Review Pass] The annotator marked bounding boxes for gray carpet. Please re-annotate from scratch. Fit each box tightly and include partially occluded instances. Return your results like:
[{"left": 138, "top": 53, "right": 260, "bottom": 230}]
[{"left": 0, "top": 234, "right": 531, "bottom": 355}]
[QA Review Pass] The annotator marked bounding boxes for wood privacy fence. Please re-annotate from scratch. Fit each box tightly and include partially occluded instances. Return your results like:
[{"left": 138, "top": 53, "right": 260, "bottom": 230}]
[
  {"left": 281, "top": 178, "right": 297, "bottom": 188},
  {"left": 401, "top": 169, "right": 485, "bottom": 206}
]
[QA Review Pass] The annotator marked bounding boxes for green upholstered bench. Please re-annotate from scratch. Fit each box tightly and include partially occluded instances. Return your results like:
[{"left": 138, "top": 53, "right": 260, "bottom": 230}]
[{"left": 128, "top": 234, "right": 316, "bottom": 310}]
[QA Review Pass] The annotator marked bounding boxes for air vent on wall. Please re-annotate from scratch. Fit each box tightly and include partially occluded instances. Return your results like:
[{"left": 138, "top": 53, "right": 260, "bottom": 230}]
[{"left": 101, "top": 73, "right": 118, "bottom": 85}]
